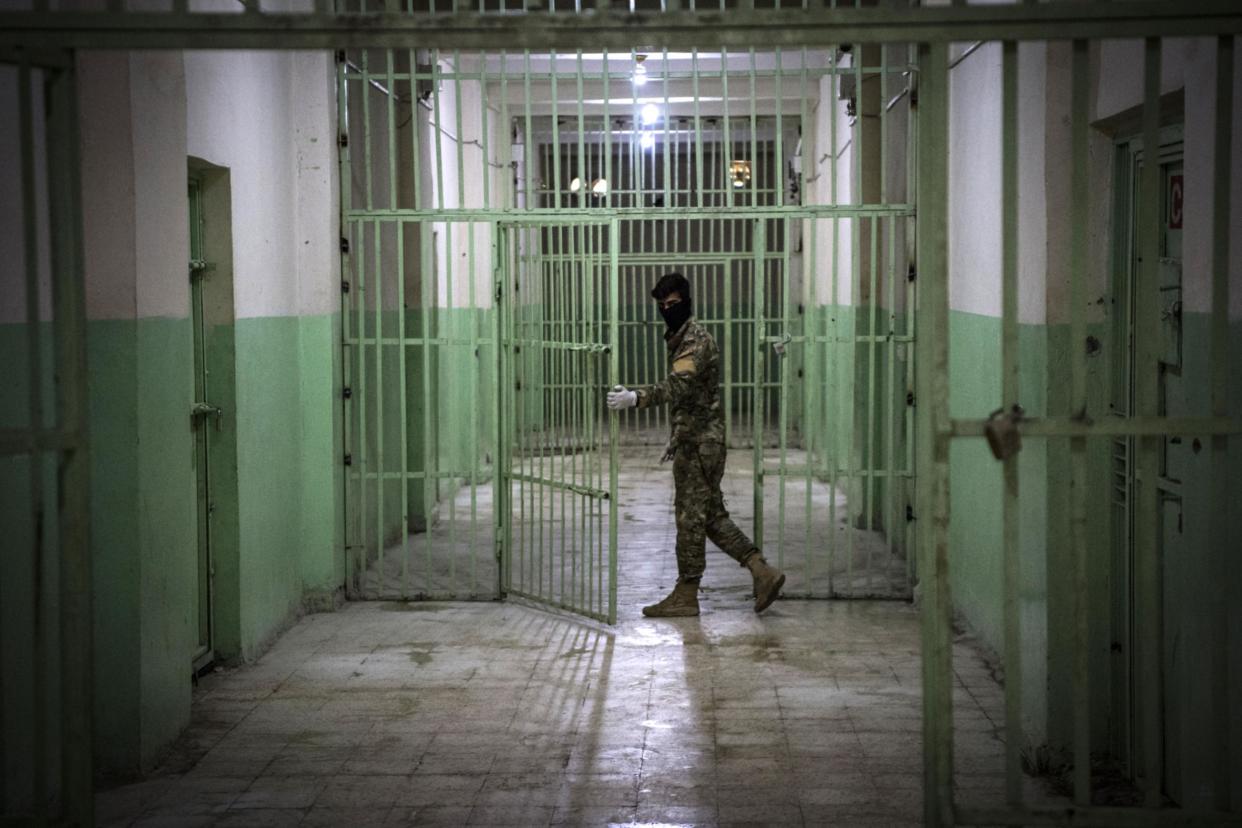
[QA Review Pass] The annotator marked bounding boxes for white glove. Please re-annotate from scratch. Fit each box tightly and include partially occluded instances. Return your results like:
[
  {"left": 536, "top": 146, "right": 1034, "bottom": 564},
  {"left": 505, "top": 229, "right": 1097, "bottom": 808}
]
[
  {"left": 659, "top": 442, "right": 676, "bottom": 463},
  {"left": 606, "top": 385, "right": 637, "bottom": 410}
]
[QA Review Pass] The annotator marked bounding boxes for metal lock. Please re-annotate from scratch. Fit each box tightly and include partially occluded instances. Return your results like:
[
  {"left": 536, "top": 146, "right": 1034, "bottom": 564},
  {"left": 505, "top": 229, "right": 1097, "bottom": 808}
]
[{"left": 985, "top": 404, "right": 1024, "bottom": 461}]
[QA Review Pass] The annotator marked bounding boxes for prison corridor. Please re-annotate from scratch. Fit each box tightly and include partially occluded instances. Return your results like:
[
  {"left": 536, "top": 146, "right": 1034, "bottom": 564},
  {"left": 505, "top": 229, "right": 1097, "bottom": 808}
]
[{"left": 95, "top": 446, "right": 1046, "bottom": 827}]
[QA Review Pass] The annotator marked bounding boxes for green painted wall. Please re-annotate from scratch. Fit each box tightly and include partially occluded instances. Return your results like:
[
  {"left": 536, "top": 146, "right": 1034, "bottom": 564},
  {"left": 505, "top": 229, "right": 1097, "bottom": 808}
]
[{"left": 84, "top": 317, "right": 198, "bottom": 776}]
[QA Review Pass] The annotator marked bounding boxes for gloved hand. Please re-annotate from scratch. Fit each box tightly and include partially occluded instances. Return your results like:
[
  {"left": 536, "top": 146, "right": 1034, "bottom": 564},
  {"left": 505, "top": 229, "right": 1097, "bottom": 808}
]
[
  {"left": 659, "top": 442, "right": 676, "bottom": 463},
  {"left": 606, "top": 385, "right": 637, "bottom": 410}
]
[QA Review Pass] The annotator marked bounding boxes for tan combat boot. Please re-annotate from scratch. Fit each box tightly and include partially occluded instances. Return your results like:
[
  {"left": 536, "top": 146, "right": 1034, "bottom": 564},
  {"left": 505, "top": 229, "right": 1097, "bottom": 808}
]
[
  {"left": 642, "top": 580, "right": 700, "bottom": 617},
  {"left": 745, "top": 554, "right": 785, "bottom": 613}
]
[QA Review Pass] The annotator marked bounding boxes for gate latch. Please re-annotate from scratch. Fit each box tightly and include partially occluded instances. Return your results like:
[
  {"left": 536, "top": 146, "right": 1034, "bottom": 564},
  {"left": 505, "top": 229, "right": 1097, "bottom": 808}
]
[
  {"left": 191, "top": 401, "right": 223, "bottom": 431},
  {"left": 985, "top": 404, "right": 1024, "bottom": 461}
]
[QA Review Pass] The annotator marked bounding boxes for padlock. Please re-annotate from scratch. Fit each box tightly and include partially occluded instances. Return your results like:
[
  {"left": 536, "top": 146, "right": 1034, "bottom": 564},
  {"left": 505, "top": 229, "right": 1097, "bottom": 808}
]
[{"left": 985, "top": 405, "right": 1024, "bottom": 461}]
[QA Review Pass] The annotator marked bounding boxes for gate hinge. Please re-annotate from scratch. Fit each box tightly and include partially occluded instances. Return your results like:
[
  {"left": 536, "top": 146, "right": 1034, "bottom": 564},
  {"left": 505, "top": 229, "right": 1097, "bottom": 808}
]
[
  {"left": 907, "top": 264, "right": 917, "bottom": 283},
  {"left": 906, "top": 391, "right": 915, "bottom": 407},
  {"left": 797, "top": 302, "right": 804, "bottom": 316},
  {"left": 344, "top": 453, "right": 353, "bottom": 466},
  {"left": 338, "top": 132, "right": 349, "bottom": 149},
  {"left": 342, "top": 280, "right": 351, "bottom": 294},
  {"left": 343, "top": 386, "right": 353, "bottom": 399},
  {"left": 515, "top": 381, "right": 522, "bottom": 391},
  {"left": 495, "top": 283, "right": 503, "bottom": 303},
  {"left": 906, "top": 504, "right": 915, "bottom": 522},
  {"left": 340, "top": 237, "right": 350, "bottom": 254}
]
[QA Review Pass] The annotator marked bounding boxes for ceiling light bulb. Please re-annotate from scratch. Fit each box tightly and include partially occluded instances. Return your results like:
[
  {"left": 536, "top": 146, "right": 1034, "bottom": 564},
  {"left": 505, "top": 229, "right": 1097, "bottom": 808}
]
[
  {"left": 641, "top": 103, "right": 660, "bottom": 126},
  {"left": 640, "top": 132, "right": 656, "bottom": 150},
  {"left": 591, "top": 178, "right": 609, "bottom": 197},
  {"left": 570, "top": 177, "right": 583, "bottom": 193},
  {"left": 632, "top": 64, "right": 648, "bottom": 87}
]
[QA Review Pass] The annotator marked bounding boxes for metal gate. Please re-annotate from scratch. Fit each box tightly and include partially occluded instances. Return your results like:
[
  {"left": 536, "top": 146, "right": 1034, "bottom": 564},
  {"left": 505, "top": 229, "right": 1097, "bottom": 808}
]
[{"left": 497, "top": 219, "right": 619, "bottom": 623}]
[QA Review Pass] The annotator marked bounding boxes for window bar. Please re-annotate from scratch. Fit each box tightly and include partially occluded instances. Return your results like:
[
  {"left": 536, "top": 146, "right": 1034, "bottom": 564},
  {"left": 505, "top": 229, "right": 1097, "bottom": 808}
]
[
  {"left": 432, "top": 51, "right": 446, "bottom": 213},
  {"left": 1069, "top": 36, "right": 1091, "bottom": 808},
  {"left": 806, "top": 218, "right": 819, "bottom": 592},
  {"left": 777, "top": 218, "right": 791, "bottom": 570},
  {"left": 1001, "top": 38, "right": 1023, "bottom": 807},
  {"left": 881, "top": 43, "right": 898, "bottom": 592},
  {"left": 693, "top": 49, "right": 704, "bottom": 211},
  {"left": 410, "top": 48, "right": 423, "bottom": 212},
  {"left": 454, "top": 52, "right": 466, "bottom": 210},
  {"left": 468, "top": 221, "right": 479, "bottom": 596},
  {"left": 827, "top": 44, "right": 839, "bottom": 595},
  {"left": 523, "top": 50, "right": 534, "bottom": 210},
  {"left": 387, "top": 50, "right": 399, "bottom": 210},
  {"left": 904, "top": 41, "right": 918, "bottom": 582}
]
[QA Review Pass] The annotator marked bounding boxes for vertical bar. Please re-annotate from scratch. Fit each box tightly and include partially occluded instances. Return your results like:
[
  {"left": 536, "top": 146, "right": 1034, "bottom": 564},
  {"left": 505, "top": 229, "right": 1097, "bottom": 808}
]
[
  {"left": 752, "top": 219, "right": 766, "bottom": 545},
  {"left": 1000, "top": 38, "right": 1024, "bottom": 809},
  {"left": 362, "top": 50, "right": 375, "bottom": 210},
  {"left": 1136, "top": 36, "right": 1163, "bottom": 810},
  {"left": 552, "top": 51, "right": 562, "bottom": 211},
  {"left": 608, "top": 218, "right": 620, "bottom": 624},
  {"left": 468, "top": 221, "right": 478, "bottom": 595},
  {"left": 777, "top": 218, "right": 790, "bottom": 569},
  {"left": 454, "top": 52, "right": 466, "bottom": 209},
  {"left": 19, "top": 60, "right": 47, "bottom": 823},
  {"left": 422, "top": 222, "right": 435, "bottom": 592},
  {"left": 48, "top": 63, "right": 94, "bottom": 828},
  {"left": 374, "top": 221, "right": 386, "bottom": 592},
  {"left": 386, "top": 50, "right": 398, "bottom": 210},
  {"left": 866, "top": 215, "right": 879, "bottom": 590},
  {"left": 357, "top": 223, "right": 370, "bottom": 595},
  {"left": 915, "top": 40, "right": 954, "bottom": 828},
  {"left": 398, "top": 224, "right": 411, "bottom": 598},
  {"left": 693, "top": 49, "right": 704, "bottom": 210},
  {"left": 1209, "top": 34, "right": 1234, "bottom": 810},
  {"left": 1069, "top": 37, "right": 1092, "bottom": 808},
  {"left": 433, "top": 51, "right": 446, "bottom": 211}
]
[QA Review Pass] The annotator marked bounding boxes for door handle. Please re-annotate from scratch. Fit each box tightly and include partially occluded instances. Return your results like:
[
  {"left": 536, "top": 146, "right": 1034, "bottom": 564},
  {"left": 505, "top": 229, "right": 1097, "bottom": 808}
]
[{"left": 191, "top": 402, "right": 223, "bottom": 430}]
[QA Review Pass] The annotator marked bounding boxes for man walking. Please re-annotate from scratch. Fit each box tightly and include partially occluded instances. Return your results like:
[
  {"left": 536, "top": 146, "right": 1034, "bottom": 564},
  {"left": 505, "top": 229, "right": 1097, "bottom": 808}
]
[{"left": 607, "top": 273, "right": 785, "bottom": 617}]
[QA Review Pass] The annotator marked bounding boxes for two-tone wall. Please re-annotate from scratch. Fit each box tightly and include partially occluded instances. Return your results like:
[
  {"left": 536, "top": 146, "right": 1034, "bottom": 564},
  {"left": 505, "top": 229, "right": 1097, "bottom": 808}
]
[
  {"left": 943, "top": 36, "right": 1242, "bottom": 806},
  {"left": 71, "top": 46, "right": 342, "bottom": 778}
]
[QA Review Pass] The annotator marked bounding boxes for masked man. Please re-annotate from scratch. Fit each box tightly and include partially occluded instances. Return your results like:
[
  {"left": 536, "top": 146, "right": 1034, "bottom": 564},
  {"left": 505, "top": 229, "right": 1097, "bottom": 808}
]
[{"left": 607, "top": 272, "right": 785, "bottom": 617}]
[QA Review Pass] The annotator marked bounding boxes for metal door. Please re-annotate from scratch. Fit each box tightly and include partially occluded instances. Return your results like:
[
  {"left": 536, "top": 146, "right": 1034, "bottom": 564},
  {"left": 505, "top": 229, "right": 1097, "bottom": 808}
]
[
  {"left": 188, "top": 175, "right": 217, "bottom": 672},
  {"left": 497, "top": 219, "right": 620, "bottom": 624}
]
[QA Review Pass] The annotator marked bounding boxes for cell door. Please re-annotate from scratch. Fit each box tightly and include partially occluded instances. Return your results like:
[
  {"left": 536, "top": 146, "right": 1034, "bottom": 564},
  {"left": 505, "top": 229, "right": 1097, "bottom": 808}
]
[
  {"left": 496, "top": 220, "right": 619, "bottom": 623},
  {"left": 188, "top": 176, "right": 216, "bottom": 672}
]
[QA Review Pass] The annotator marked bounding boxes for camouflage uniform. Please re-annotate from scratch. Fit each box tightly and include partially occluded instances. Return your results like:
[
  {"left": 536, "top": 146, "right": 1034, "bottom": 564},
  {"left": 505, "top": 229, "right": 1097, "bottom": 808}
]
[{"left": 637, "top": 317, "right": 759, "bottom": 580}]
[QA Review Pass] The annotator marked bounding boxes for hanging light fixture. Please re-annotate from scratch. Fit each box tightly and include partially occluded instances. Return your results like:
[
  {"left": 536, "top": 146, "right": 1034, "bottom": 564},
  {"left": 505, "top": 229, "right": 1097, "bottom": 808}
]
[
  {"left": 632, "top": 54, "right": 649, "bottom": 87},
  {"left": 641, "top": 103, "right": 660, "bottom": 126},
  {"left": 730, "top": 160, "right": 752, "bottom": 189},
  {"left": 570, "top": 177, "right": 583, "bottom": 194},
  {"left": 591, "top": 178, "right": 609, "bottom": 197}
]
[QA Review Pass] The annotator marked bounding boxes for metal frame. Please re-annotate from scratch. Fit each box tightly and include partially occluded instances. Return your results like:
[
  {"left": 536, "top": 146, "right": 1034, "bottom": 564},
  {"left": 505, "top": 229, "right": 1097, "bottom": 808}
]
[{"left": 0, "top": 53, "right": 93, "bottom": 826}]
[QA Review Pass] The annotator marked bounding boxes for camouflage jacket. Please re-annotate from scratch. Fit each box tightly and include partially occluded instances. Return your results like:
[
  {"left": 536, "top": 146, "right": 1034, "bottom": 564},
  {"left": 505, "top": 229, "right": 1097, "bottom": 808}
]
[{"left": 636, "top": 317, "right": 725, "bottom": 446}]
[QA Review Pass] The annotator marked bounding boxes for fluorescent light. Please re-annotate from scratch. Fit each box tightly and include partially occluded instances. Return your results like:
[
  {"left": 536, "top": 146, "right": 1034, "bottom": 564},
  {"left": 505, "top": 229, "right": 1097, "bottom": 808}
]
[
  {"left": 640, "top": 132, "right": 656, "bottom": 150},
  {"left": 632, "top": 63, "right": 648, "bottom": 87},
  {"left": 641, "top": 103, "right": 660, "bottom": 125}
]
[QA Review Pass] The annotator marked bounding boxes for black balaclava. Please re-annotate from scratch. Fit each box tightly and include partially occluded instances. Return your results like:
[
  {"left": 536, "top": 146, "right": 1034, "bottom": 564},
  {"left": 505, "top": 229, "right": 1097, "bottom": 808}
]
[{"left": 660, "top": 296, "right": 693, "bottom": 333}]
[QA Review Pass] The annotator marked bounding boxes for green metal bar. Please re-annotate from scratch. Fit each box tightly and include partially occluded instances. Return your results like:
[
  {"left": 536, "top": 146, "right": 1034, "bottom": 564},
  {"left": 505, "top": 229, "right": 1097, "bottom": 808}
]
[
  {"left": 1136, "top": 40, "right": 1163, "bottom": 809},
  {"left": 806, "top": 217, "right": 817, "bottom": 592},
  {"left": 8, "top": 4, "right": 1242, "bottom": 51},
  {"left": 752, "top": 218, "right": 766, "bottom": 545},
  {"left": 374, "top": 220, "right": 386, "bottom": 592},
  {"left": 1069, "top": 37, "right": 1091, "bottom": 808},
  {"left": 19, "top": 59, "right": 47, "bottom": 824},
  {"left": 693, "top": 49, "right": 704, "bottom": 210},
  {"left": 1000, "top": 37, "right": 1022, "bottom": 809},
  {"left": 777, "top": 218, "right": 790, "bottom": 569},
  {"left": 398, "top": 220, "right": 412, "bottom": 599},
  {"left": 386, "top": 49, "right": 398, "bottom": 208},
  {"left": 409, "top": 47, "right": 423, "bottom": 212},
  {"left": 362, "top": 49, "right": 374, "bottom": 210},
  {"left": 904, "top": 41, "right": 917, "bottom": 583},
  {"left": 346, "top": 204, "right": 916, "bottom": 220},
  {"left": 865, "top": 215, "right": 878, "bottom": 591},
  {"left": 1209, "top": 33, "right": 1233, "bottom": 808},
  {"left": 47, "top": 61, "right": 93, "bottom": 828},
  {"left": 551, "top": 50, "right": 561, "bottom": 211},
  {"left": 357, "top": 219, "right": 370, "bottom": 595},
  {"left": 956, "top": 806, "right": 1242, "bottom": 827},
  {"left": 339, "top": 51, "right": 357, "bottom": 597},
  {"left": 608, "top": 217, "right": 620, "bottom": 624},
  {"left": 468, "top": 221, "right": 478, "bottom": 595},
  {"left": 915, "top": 39, "right": 954, "bottom": 828},
  {"left": 433, "top": 50, "right": 446, "bottom": 211},
  {"left": 446, "top": 220, "right": 457, "bottom": 595},
  {"left": 480, "top": 54, "right": 488, "bottom": 212},
  {"left": 422, "top": 221, "right": 435, "bottom": 593}
]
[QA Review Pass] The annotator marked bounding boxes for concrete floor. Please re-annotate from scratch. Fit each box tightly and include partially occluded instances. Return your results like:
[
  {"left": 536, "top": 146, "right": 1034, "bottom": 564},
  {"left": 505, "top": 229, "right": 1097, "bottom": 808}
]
[{"left": 98, "top": 446, "right": 1029, "bottom": 827}]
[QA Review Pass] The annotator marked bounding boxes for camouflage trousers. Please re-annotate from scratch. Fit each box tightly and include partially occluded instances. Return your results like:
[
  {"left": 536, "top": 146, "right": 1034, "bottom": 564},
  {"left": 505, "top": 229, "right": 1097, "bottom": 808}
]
[{"left": 671, "top": 441, "right": 760, "bottom": 580}]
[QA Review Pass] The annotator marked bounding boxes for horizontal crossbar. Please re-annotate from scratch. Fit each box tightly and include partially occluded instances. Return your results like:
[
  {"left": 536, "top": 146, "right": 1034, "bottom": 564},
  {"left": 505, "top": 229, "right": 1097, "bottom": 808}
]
[{"left": 2, "top": 3, "right": 1240, "bottom": 50}]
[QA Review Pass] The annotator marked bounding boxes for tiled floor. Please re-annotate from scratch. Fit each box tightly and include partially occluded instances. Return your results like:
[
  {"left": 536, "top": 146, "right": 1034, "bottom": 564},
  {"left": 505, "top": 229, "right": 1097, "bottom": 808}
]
[{"left": 98, "top": 448, "right": 1032, "bottom": 827}]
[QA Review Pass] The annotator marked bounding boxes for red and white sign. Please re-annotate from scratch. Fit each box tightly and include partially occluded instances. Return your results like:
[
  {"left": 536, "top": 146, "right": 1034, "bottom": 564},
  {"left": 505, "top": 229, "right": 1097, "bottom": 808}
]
[{"left": 1169, "top": 174, "right": 1184, "bottom": 229}]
